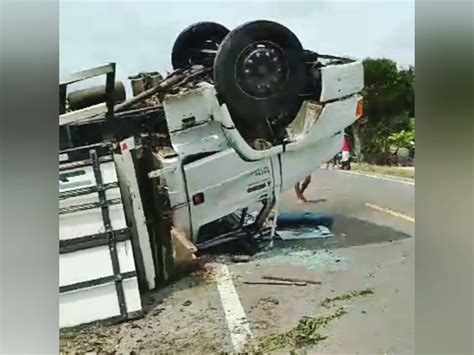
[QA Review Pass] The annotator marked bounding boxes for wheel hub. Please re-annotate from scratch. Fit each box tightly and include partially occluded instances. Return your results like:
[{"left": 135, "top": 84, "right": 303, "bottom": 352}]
[{"left": 236, "top": 43, "right": 289, "bottom": 98}]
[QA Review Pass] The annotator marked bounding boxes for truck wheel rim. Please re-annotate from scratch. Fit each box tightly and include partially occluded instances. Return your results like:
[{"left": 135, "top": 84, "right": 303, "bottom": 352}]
[{"left": 236, "top": 41, "right": 289, "bottom": 98}]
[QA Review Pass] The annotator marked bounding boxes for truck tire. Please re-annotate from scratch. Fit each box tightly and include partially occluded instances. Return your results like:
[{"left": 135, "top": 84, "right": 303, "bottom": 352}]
[
  {"left": 213, "top": 20, "right": 305, "bottom": 142},
  {"left": 171, "top": 22, "right": 230, "bottom": 69}
]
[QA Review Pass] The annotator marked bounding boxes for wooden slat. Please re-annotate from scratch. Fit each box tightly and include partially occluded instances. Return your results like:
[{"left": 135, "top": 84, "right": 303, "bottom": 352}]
[{"left": 59, "top": 103, "right": 107, "bottom": 126}]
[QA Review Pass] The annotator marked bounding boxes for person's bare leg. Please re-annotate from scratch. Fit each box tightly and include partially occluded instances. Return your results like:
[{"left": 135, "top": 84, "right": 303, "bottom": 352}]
[
  {"left": 294, "top": 183, "right": 301, "bottom": 200},
  {"left": 299, "top": 175, "right": 311, "bottom": 201}
]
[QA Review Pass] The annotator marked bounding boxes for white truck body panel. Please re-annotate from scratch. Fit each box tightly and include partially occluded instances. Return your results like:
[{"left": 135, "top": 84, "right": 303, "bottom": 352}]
[
  {"left": 59, "top": 162, "right": 127, "bottom": 239},
  {"left": 319, "top": 61, "right": 364, "bottom": 102},
  {"left": 170, "top": 121, "right": 228, "bottom": 158},
  {"left": 303, "top": 95, "right": 360, "bottom": 143},
  {"left": 60, "top": 241, "right": 136, "bottom": 287},
  {"left": 59, "top": 151, "right": 143, "bottom": 328},
  {"left": 163, "top": 85, "right": 217, "bottom": 132},
  {"left": 279, "top": 133, "right": 343, "bottom": 191},
  {"left": 60, "top": 277, "right": 141, "bottom": 328},
  {"left": 184, "top": 149, "right": 274, "bottom": 240},
  {"left": 149, "top": 152, "right": 193, "bottom": 239},
  {"left": 115, "top": 137, "right": 156, "bottom": 290}
]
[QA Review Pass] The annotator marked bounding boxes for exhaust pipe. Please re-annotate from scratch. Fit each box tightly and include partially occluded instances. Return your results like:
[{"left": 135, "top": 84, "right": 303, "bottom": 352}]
[
  {"left": 129, "top": 75, "right": 146, "bottom": 97},
  {"left": 147, "top": 71, "right": 163, "bottom": 87}
]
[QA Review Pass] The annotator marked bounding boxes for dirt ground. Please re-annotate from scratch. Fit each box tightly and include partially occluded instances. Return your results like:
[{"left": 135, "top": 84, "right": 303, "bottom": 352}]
[{"left": 60, "top": 169, "right": 414, "bottom": 354}]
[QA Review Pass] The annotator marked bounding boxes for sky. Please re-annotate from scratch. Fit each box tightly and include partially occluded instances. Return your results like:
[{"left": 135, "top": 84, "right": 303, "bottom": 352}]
[{"left": 59, "top": 0, "right": 414, "bottom": 94}]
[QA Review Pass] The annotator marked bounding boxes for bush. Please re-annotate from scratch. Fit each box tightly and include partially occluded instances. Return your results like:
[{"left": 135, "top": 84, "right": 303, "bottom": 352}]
[{"left": 352, "top": 58, "right": 415, "bottom": 165}]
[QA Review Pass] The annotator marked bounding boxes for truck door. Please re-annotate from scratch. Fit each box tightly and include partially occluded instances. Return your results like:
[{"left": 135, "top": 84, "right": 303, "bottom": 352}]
[{"left": 183, "top": 148, "right": 276, "bottom": 244}]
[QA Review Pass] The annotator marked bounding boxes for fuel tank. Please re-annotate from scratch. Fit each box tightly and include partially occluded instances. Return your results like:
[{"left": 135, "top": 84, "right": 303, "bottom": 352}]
[{"left": 67, "top": 81, "right": 126, "bottom": 111}]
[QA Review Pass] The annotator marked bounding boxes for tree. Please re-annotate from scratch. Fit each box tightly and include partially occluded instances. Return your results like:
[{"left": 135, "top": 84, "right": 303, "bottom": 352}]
[{"left": 352, "top": 58, "right": 415, "bottom": 164}]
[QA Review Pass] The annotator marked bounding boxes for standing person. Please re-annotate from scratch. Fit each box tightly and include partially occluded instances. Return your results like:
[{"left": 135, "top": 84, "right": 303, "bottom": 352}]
[
  {"left": 295, "top": 175, "right": 311, "bottom": 203},
  {"left": 340, "top": 133, "right": 351, "bottom": 170},
  {"left": 325, "top": 155, "right": 337, "bottom": 169},
  {"left": 296, "top": 133, "right": 350, "bottom": 202}
]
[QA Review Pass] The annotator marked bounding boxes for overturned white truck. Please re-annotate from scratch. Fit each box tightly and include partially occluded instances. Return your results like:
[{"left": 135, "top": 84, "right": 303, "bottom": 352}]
[{"left": 59, "top": 20, "right": 364, "bottom": 328}]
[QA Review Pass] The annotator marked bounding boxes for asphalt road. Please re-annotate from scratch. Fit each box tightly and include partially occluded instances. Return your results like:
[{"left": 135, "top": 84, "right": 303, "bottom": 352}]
[
  {"left": 282, "top": 168, "right": 414, "bottom": 240},
  {"left": 236, "top": 168, "right": 415, "bottom": 353},
  {"left": 60, "top": 168, "right": 415, "bottom": 354},
  {"left": 305, "top": 168, "right": 413, "bottom": 215}
]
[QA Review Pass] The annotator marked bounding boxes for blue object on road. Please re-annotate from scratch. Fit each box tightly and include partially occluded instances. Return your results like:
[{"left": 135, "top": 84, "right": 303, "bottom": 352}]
[{"left": 276, "top": 212, "right": 334, "bottom": 229}]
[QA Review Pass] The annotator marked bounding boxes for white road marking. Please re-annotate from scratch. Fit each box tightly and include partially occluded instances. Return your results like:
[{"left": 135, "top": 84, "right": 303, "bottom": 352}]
[
  {"left": 337, "top": 169, "right": 415, "bottom": 186},
  {"left": 365, "top": 203, "right": 415, "bottom": 223},
  {"left": 211, "top": 263, "right": 252, "bottom": 352}
]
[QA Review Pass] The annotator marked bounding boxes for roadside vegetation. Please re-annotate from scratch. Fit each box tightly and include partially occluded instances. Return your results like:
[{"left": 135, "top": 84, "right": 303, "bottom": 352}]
[
  {"left": 348, "top": 58, "right": 415, "bottom": 168},
  {"left": 351, "top": 163, "right": 415, "bottom": 180}
]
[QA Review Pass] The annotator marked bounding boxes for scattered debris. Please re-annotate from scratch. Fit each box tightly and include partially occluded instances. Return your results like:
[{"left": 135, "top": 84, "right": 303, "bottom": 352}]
[
  {"left": 254, "top": 319, "right": 272, "bottom": 330},
  {"left": 171, "top": 227, "right": 198, "bottom": 267},
  {"left": 60, "top": 324, "right": 122, "bottom": 353},
  {"left": 259, "top": 296, "right": 280, "bottom": 306},
  {"left": 254, "top": 248, "right": 347, "bottom": 271},
  {"left": 251, "top": 307, "right": 347, "bottom": 352},
  {"left": 190, "top": 262, "right": 215, "bottom": 283},
  {"left": 247, "top": 287, "right": 376, "bottom": 352},
  {"left": 276, "top": 226, "right": 333, "bottom": 240},
  {"left": 231, "top": 255, "right": 251, "bottom": 263},
  {"left": 276, "top": 212, "right": 334, "bottom": 229},
  {"left": 243, "top": 280, "right": 307, "bottom": 286},
  {"left": 321, "top": 288, "right": 375, "bottom": 308},
  {"left": 115, "top": 65, "right": 210, "bottom": 113},
  {"left": 182, "top": 300, "right": 192, "bottom": 307},
  {"left": 151, "top": 307, "right": 165, "bottom": 317},
  {"left": 262, "top": 275, "right": 321, "bottom": 285}
]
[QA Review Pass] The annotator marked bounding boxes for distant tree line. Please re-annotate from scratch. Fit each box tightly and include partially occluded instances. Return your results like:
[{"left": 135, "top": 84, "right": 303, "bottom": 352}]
[{"left": 348, "top": 58, "right": 415, "bottom": 165}]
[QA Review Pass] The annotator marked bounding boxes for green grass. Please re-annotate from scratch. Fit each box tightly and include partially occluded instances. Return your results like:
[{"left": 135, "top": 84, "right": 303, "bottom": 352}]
[
  {"left": 352, "top": 163, "right": 415, "bottom": 180},
  {"left": 248, "top": 288, "right": 375, "bottom": 353},
  {"left": 320, "top": 288, "right": 375, "bottom": 309},
  {"left": 253, "top": 307, "right": 347, "bottom": 353}
]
